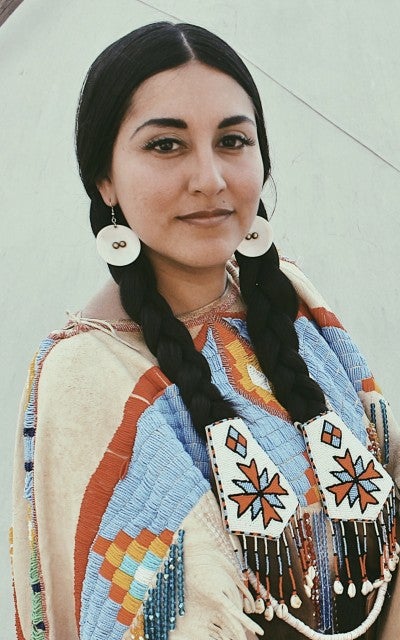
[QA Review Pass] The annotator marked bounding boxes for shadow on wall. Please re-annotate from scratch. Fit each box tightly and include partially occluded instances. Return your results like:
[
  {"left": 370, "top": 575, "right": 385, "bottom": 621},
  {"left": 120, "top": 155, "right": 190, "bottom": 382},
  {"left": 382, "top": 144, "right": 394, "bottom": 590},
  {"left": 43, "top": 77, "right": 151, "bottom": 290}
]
[{"left": 0, "top": 0, "right": 24, "bottom": 28}]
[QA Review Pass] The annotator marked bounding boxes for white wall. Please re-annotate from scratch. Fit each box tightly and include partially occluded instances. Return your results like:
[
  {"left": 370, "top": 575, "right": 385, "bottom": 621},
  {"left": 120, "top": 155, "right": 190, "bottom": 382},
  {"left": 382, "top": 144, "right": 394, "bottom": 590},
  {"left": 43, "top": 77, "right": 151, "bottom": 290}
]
[{"left": 1, "top": 1, "right": 399, "bottom": 636}]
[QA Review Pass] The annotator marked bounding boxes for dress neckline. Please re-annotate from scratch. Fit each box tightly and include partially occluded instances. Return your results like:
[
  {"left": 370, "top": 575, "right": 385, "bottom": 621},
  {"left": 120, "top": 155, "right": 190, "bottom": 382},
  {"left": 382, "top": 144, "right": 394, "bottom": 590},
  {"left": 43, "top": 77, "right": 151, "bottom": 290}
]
[{"left": 69, "top": 262, "right": 244, "bottom": 335}]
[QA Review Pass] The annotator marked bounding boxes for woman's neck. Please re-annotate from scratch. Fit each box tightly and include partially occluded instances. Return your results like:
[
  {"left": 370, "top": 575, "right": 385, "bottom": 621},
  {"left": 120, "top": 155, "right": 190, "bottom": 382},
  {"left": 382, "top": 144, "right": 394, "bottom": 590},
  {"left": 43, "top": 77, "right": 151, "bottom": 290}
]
[{"left": 152, "top": 261, "right": 228, "bottom": 316}]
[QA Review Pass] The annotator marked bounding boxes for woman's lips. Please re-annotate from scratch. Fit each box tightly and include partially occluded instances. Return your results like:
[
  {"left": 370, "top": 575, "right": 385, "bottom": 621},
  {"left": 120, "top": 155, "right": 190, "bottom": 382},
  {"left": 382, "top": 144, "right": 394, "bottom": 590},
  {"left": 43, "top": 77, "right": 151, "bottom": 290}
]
[{"left": 177, "top": 208, "right": 233, "bottom": 227}]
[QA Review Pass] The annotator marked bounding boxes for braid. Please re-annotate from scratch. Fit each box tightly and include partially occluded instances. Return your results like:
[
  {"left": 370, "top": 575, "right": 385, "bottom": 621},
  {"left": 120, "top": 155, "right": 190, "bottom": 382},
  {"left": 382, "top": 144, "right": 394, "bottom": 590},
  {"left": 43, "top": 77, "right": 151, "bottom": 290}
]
[
  {"left": 235, "top": 206, "right": 327, "bottom": 423},
  {"left": 113, "top": 250, "right": 235, "bottom": 436},
  {"left": 91, "top": 194, "right": 325, "bottom": 429}
]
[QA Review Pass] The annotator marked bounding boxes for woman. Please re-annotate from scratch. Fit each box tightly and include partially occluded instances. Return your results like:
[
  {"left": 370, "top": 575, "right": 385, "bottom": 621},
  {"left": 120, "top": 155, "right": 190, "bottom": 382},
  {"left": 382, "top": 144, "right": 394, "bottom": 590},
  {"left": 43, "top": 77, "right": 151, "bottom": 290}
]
[{"left": 12, "top": 21, "right": 399, "bottom": 640}]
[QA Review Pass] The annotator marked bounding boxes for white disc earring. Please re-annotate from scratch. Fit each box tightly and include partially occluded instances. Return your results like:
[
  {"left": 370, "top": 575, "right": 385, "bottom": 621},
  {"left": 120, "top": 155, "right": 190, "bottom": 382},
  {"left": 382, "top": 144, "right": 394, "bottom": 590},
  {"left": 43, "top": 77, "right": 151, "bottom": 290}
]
[
  {"left": 96, "top": 204, "right": 141, "bottom": 266},
  {"left": 236, "top": 216, "right": 273, "bottom": 257}
]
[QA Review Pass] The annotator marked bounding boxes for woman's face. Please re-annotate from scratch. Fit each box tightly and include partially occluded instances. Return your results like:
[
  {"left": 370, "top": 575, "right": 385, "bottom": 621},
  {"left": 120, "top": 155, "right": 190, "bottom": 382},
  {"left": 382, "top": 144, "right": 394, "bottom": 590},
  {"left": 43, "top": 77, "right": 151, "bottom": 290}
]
[{"left": 98, "top": 61, "right": 264, "bottom": 276}]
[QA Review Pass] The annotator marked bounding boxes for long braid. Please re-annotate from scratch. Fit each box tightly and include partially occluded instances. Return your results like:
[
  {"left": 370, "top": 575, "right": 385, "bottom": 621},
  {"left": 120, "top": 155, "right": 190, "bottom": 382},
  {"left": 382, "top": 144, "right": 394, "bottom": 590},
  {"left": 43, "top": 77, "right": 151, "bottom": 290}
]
[
  {"left": 76, "top": 26, "right": 367, "bottom": 634},
  {"left": 91, "top": 192, "right": 326, "bottom": 430},
  {"left": 89, "top": 195, "right": 235, "bottom": 436},
  {"left": 117, "top": 258, "right": 235, "bottom": 436},
  {"left": 235, "top": 203, "right": 327, "bottom": 424},
  {"left": 80, "top": 18, "right": 328, "bottom": 432}
]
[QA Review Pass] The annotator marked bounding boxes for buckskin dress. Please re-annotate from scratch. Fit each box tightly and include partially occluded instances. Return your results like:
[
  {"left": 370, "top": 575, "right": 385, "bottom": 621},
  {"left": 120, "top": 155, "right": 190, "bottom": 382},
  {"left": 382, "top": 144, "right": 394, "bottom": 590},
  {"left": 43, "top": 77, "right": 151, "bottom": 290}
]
[{"left": 11, "top": 260, "right": 400, "bottom": 640}]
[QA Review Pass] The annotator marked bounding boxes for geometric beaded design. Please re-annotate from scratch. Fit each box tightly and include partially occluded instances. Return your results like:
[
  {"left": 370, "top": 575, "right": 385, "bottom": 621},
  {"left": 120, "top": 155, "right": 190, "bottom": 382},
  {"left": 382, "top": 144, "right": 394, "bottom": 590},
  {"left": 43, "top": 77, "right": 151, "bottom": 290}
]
[
  {"left": 22, "top": 337, "right": 59, "bottom": 640},
  {"left": 225, "top": 425, "right": 247, "bottom": 458},
  {"left": 207, "top": 418, "right": 299, "bottom": 538},
  {"left": 93, "top": 528, "right": 174, "bottom": 626},
  {"left": 16, "top": 261, "right": 398, "bottom": 640},
  {"left": 321, "top": 419, "right": 342, "bottom": 449},
  {"left": 300, "top": 411, "right": 394, "bottom": 521}
]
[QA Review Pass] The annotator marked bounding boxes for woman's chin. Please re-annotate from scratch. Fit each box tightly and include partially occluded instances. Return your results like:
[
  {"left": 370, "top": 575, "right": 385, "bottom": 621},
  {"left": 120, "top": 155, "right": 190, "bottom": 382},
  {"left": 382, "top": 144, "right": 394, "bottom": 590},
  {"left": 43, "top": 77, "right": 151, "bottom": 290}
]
[{"left": 146, "top": 241, "right": 239, "bottom": 273}]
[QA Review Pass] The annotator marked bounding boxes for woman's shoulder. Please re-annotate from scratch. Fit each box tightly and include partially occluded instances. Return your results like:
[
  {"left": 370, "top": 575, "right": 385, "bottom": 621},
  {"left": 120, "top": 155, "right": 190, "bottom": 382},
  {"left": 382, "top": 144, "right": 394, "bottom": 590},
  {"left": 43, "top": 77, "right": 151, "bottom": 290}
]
[
  {"left": 29, "top": 280, "right": 153, "bottom": 399},
  {"left": 44, "top": 277, "right": 141, "bottom": 347},
  {"left": 279, "top": 258, "right": 333, "bottom": 314}
]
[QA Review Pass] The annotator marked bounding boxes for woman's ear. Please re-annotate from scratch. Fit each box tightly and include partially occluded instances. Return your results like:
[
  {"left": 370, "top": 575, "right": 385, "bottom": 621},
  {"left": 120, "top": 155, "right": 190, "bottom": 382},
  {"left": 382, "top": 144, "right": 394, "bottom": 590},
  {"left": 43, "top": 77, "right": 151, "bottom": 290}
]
[{"left": 96, "top": 177, "right": 116, "bottom": 206}]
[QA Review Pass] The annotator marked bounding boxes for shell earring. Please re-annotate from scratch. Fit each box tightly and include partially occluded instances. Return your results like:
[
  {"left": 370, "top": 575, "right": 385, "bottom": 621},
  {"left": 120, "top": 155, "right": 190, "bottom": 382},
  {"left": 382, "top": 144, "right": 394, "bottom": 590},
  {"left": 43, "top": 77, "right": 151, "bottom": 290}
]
[
  {"left": 236, "top": 216, "right": 273, "bottom": 257},
  {"left": 96, "top": 203, "right": 141, "bottom": 266}
]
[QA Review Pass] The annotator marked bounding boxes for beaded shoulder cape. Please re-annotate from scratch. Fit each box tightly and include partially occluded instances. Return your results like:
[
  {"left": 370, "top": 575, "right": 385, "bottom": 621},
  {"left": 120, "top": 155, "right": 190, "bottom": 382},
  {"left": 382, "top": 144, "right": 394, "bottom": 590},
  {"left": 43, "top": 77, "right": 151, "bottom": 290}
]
[{"left": 11, "top": 260, "right": 400, "bottom": 640}]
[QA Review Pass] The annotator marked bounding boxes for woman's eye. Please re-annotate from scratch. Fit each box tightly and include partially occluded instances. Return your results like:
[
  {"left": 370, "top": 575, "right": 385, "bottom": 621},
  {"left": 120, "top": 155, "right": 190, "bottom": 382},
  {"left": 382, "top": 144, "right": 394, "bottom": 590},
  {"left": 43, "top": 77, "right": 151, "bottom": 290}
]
[
  {"left": 143, "top": 138, "right": 182, "bottom": 153},
  {"left": 218, "top": 134, "right": 256, "bottom": 149}
]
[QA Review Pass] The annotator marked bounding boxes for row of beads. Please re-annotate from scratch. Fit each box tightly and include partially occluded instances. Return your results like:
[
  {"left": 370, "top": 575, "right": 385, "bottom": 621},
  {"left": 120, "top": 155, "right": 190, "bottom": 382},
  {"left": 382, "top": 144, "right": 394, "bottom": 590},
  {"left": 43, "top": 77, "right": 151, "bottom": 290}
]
[
  {"left": 142, "top": 530, "right": 185, "bottom": 640},
  {"left": 331, "top": 495, "right": 399, "bottom": 598},
  {"left": 239, "top": 501, "right": 399, "bottom": 623}
]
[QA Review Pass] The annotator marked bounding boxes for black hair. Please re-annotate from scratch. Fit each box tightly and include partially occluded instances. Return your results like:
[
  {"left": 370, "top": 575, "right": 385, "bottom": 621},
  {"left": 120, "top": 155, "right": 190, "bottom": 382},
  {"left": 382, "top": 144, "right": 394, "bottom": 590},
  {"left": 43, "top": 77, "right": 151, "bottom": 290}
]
[{"left": 75, "top": 21, "right": 326, "bottom": 436}]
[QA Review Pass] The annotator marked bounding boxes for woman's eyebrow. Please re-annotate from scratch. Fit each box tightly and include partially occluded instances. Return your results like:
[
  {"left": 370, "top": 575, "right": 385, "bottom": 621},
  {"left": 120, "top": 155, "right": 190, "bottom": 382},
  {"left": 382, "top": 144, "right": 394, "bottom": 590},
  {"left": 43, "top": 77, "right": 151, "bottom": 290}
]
[
  {"left": 132, "top": 114, "right": 256, "bottom": 138},
  {"left": 132, "top": 117, "right": 187, "bottom": 137},
  {"left": 218, "top": 115, "right": 256, "bottom": 128}
]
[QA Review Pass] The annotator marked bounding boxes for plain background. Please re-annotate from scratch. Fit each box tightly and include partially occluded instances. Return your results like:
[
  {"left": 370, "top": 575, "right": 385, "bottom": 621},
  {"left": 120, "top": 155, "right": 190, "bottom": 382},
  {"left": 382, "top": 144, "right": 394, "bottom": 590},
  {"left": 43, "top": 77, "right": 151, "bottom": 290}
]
[{"left": 1, "top": 1, "right": 399, "bottom": 636}]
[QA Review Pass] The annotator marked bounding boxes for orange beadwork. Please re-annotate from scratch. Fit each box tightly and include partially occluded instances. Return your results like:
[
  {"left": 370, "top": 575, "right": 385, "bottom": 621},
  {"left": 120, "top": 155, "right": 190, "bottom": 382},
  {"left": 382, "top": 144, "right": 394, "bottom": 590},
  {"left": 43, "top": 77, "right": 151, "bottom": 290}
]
[{"left": 74, "top": 366, "right": 171, "bottom": 626}]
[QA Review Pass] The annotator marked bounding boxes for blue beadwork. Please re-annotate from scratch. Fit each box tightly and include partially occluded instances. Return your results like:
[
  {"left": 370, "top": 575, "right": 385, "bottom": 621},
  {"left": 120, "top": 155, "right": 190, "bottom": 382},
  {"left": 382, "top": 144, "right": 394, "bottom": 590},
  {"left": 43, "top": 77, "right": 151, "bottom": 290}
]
[
  {"left": 390, "top": 490, "right": 396, "bottom": 536},
  {"left": 177, "top": 530, "right": 185, "bottom": 617},
  {"left": 379, "top": 399, "right": 390, "bottom": 465},
  {"left": 370, "top": 402, "right": 377, "bottom": 429},
  {"left": 313, "top": 512, "right": 332, "bottom": 632},
  {"left": 167, "top": 545, "right": 177, "bottom": 630},
  {"left": 155, "top": 572, "right": 162, "bottom": 638},
  {"left": 80, "top": 306, "right": 383, "bottom": 637},
  {"left": 333, "top": 521, "right": 345, "bottom": 573},
  {"left": 23, "top": 337, "right": 56, "bottom": 502},
  {"left": 143, "top": 530, "right": 185, "bottom": 640}
]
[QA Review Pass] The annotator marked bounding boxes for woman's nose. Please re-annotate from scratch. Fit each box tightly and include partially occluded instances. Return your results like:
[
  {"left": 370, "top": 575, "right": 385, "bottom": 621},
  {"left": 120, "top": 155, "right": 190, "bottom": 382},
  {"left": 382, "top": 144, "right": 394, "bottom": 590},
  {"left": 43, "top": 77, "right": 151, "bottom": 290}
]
[{"left": 187, "top": 151, "right": 227, "bottom": 197}]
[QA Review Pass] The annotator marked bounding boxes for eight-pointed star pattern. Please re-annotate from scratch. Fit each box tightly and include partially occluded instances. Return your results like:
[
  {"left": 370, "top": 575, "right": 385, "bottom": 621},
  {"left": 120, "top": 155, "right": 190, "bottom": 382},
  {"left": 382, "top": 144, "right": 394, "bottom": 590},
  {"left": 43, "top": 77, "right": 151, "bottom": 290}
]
[
  {"left": 228, "top": 458, "right": 288, "bottom": 529},
  {"left": 326, "top": 448, "right": 383, "bottom": 514}
]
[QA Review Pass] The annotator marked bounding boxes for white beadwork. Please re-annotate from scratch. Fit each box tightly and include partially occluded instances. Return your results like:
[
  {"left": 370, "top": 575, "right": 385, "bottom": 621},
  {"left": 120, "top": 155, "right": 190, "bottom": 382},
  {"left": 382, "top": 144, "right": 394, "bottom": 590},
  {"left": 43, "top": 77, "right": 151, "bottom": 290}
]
[
  {"left": 305, "top": 573, "right": 314, "bottom": 589},
  {"left": 247, "top": 566, "right": 388, "bottom": 640},
  {"left": 334, "top": 580, "right": 344, "bottom": 595},
  {"left": 276, "top": 603, "right": 289, "bottom": 619},
  {"left": 304, "top": 584, "right": 312, "bottom": 598},
  {"left": 308, "top": 565, "right": 316, "bottom": 580},
  {"left": 254, "top": 597, "right": 265, "bottom": 614},
  {"left": 300, "top": 411, "right": 394, "bottom": 522},
  {"left": 206, "top": 418, "right": 298, "bottom": 538},
  {"left": 361, "top": 580, "right": 373, "bottom": 595},
  {"left": 264, "top": 605, "right": 274, "bottom": 621},
  {"left": 383, "top": 568, "right": 392, "bottom": 582},
  {"left": 290, "top": 594, "right": 302, "bottom": 609}
]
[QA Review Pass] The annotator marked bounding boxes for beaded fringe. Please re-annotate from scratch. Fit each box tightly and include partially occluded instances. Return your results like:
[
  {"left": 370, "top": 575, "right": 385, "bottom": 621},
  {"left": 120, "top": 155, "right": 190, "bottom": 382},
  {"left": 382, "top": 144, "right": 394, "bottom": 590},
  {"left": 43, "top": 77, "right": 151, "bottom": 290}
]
[
  {"left": 130, "top": 530, "right": 185, "bottom": 640},
  {"left": 370, "top": 399, "right": 390, "bottom": 466},
  {"left": 235, "top": 491, "right": 399, "bottom": 626}
]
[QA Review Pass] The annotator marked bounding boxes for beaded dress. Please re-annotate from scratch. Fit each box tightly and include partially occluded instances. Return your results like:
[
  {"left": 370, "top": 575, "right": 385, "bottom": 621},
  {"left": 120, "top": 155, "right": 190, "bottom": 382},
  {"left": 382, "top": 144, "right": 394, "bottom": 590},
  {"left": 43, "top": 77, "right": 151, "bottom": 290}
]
[{"left": 11, "top": 261, "right": 400, "bottom": 640}]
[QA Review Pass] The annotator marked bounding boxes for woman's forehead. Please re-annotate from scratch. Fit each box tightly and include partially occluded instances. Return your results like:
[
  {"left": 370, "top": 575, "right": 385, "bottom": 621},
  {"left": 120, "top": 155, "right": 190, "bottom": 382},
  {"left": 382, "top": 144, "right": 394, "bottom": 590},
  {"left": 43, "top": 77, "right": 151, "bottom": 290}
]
[{"left": 125, "top": 61, "right": 255, "bottom": 123}]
